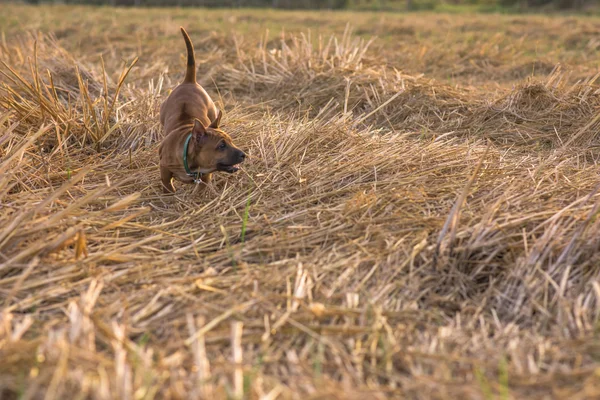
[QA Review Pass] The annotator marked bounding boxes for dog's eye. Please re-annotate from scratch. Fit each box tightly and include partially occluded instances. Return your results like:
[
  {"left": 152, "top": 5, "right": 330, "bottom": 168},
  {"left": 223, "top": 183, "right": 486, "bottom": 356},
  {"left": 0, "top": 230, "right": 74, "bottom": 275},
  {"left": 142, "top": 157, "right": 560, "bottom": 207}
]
[{"left": 217, "top": 142, "right": 226, "bottom": 150}]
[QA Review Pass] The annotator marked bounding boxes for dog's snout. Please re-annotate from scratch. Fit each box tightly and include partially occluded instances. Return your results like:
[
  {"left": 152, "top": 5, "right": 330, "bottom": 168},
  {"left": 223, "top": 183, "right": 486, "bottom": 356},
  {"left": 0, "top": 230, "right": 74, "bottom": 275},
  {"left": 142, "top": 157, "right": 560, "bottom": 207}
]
[{"left": 237, "top": 150, "right": 246, "bottom": 161}]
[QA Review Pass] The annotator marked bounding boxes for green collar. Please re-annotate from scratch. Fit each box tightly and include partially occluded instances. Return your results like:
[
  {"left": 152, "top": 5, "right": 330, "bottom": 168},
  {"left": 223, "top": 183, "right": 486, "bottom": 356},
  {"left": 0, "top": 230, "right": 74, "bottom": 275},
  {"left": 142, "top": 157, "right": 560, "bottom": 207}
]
[{"left": 183, "top": 133, "right": 202, "bottom": 181}]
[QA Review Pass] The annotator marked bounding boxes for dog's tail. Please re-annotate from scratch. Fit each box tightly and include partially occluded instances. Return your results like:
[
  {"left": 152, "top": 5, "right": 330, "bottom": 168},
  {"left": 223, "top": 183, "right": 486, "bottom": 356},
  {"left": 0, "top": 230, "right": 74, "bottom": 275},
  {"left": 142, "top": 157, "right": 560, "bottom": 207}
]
[{"left": 180, "top": 27, "right": 196, "bottom": 83}]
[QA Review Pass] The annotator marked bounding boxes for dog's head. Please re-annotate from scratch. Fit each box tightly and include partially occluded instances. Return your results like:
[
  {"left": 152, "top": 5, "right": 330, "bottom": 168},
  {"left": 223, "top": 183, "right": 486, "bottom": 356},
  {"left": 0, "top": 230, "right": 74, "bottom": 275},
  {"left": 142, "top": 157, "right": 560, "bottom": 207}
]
[{"left": 189, "top": 111, "right": 246, "bottom": 174}]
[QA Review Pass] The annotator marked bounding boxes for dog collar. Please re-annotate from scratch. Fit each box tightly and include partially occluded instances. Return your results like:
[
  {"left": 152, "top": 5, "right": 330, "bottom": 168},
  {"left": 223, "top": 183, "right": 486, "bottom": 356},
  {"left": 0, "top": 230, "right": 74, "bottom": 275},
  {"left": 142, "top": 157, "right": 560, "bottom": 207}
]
[{"left": 183, "top": 132, "right": 203, "bottom": 182}]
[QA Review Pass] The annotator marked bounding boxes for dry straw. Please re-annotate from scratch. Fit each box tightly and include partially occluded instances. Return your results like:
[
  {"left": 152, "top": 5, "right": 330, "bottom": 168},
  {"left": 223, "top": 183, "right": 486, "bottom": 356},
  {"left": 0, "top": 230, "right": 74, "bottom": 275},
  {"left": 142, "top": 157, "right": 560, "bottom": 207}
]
[{"left": 2, "top": 15, "right": 600, "bottom": 400}]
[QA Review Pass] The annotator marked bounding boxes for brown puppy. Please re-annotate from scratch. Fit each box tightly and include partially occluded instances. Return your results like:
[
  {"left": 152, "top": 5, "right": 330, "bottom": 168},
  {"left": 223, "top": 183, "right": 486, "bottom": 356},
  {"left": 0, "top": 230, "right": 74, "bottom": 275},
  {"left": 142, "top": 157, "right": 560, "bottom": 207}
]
[{"left": 158, "top": 27, "right": 245, "bottom": 193}]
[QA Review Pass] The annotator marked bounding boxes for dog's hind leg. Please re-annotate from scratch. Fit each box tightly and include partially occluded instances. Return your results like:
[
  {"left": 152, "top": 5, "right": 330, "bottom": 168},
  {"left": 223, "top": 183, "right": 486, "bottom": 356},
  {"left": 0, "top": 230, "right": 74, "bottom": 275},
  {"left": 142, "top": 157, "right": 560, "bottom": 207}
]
[{"left": 161, "top": 167, "right": 175, "bottom": 193}]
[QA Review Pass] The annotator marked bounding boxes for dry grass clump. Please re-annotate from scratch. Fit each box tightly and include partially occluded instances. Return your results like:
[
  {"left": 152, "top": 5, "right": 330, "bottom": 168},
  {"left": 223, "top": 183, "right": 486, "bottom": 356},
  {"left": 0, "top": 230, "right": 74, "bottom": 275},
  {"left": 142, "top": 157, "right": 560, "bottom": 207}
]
[
  {"left": 0, "top": 34, "right": 169, "bottom": 155},
  {"left": 473, "top": 70, "right": 600, "bottom": 147},
  {"left": 223, "top": 26, "right": 471, "bottom": 136},
  {"left": 0, "top": 33, "right": 139, "bottom": 150},
  {"left": 224, "top": 29, "right": 600, "bottom": 151},
  {"left": 3, "top": 6, "right": 600, "bottom": 399}
]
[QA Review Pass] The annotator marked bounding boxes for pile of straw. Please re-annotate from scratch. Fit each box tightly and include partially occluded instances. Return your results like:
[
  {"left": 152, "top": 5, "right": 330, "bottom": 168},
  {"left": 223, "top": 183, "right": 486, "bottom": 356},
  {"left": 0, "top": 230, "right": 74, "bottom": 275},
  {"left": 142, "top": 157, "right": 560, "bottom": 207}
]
[{"left": 2, "top": 11, "right": 600, "bottom": 399}]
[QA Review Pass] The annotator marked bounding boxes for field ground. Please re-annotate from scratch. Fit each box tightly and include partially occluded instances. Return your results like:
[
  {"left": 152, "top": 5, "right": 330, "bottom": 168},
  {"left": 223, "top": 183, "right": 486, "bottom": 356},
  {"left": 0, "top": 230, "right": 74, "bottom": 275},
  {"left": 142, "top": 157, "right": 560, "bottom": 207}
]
[{"left": 2, "top": 4, "right": 600, "bottom": 399}]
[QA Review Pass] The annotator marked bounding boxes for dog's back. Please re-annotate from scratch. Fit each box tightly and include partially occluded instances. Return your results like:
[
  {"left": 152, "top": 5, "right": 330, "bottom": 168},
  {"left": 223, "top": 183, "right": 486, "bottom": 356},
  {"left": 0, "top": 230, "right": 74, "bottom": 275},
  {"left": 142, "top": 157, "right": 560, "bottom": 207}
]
[{"left": 160, "top": 84, "right": 218, "bottom": 134}]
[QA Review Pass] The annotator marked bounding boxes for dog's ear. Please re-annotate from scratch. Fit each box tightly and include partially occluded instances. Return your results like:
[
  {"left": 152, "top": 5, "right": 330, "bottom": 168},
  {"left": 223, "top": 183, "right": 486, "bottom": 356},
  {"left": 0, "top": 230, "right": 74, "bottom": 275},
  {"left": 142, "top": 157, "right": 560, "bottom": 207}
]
[
  {"left": 209, "top": 110, "right": 222, "bottom": 129},
  {"left": 193, "top": 119, "right": 207, "bottom": 143}
]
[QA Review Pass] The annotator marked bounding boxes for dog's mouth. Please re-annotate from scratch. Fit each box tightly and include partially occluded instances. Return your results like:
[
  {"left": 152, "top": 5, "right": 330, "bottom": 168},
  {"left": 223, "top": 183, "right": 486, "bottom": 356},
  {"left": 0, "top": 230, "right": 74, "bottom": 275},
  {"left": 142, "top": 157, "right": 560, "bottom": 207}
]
[{"left": 217, "top": 163, "right": 241, "bottom": 173}]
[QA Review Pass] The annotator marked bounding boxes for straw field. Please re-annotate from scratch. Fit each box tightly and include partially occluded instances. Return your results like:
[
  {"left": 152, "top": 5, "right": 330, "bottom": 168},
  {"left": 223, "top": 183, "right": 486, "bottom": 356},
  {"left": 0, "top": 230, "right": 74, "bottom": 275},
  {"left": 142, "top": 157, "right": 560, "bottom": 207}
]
[{"left": 2, "top": 4, "right": 600, "bottom": 399}]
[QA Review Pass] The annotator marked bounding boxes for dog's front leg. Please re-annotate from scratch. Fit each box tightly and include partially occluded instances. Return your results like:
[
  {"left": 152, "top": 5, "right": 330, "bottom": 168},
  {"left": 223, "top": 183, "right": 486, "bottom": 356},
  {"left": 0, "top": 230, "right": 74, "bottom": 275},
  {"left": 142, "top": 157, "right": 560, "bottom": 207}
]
[
  {"left": 194, "top": 173, "right": 217, "bottom": 195},
  {"left": 161, "top": 167, "right": 175, "bottom": 193},
  {"left": 200, "top": 173, "right": 212, "bottom": 185}
]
